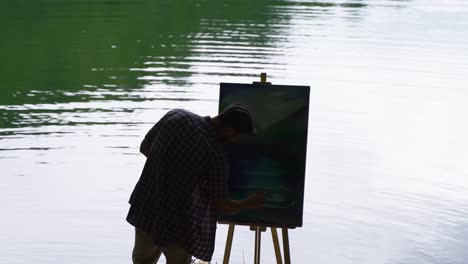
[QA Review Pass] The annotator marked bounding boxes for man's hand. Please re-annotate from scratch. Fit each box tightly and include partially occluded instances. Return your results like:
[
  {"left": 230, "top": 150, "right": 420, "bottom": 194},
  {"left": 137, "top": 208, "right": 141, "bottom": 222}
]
[
  {"left": 214, "top": 191, "right": 267, "bottom": 215},
  {"left": 243, "top": 191, "right": 267, "bottom": 210}
]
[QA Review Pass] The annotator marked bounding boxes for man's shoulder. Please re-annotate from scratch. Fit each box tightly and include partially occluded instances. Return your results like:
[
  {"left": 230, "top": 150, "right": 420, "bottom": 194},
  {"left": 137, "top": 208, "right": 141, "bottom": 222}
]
[
  {"left": 160, "top": 109, "right": 208, "bottom": 137},
  {"left": 165, "top": 109, "right": 202, "bottom": 122},
  {"left": 158, "top": 109, "right": 194, "bottom": 128}
]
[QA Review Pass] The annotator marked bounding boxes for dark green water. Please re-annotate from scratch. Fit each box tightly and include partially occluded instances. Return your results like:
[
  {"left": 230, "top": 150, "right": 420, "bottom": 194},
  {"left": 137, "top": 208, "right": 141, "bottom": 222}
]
[
  {"left": 1, "top": 0, "right": 285, "bottom": 110},
  {"left": 1, "top": 0, "right": 468, "bottom": 263}
]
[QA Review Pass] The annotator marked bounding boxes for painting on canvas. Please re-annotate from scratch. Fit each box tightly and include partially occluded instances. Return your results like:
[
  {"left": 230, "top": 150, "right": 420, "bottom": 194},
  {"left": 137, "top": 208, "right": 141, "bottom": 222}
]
[{"left": 218, "top": 82, "right": 310, "bottom": 228}]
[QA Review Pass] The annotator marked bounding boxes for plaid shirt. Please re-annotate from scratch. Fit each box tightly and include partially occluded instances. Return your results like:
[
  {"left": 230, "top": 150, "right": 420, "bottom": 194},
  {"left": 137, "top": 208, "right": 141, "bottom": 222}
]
[{"left": 127, "top": 109, "right": 229, "bottom": 261}]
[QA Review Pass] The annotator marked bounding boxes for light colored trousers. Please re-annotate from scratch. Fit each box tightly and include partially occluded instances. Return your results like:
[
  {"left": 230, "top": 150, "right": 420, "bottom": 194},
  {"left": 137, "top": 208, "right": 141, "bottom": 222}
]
[{"left": 132, "top": 228, "right": 192, "bottom": 264}]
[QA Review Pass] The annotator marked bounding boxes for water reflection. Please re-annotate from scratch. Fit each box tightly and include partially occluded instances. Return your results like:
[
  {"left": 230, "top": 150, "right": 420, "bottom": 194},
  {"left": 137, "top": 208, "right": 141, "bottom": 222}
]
[
  {"left": 0, "top": 0, "right": 378, "bottom": 130},
  {"left": 0, "top": 147, "right": 62, "bottom": 151},
  {"left": 0, "top": 0, "right": 293, "bottom": 105},
  {"left": 0, "top": 0, "right": 301, "bottom": 130}
]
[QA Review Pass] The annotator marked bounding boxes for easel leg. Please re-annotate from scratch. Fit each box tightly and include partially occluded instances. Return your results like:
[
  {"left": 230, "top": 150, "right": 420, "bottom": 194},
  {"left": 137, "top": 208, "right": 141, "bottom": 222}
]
[
  {"left": 254, "top": 226, "right": 262, "bottom": 264},
  {"left": 223, "top": 224, "right": 235, "bottom": 264},
  {"left": 282, "top": 228, "right": 291, "bottom": 264},
  {"left": 271, "top": 228, "right": 283, "bottom": 264}
]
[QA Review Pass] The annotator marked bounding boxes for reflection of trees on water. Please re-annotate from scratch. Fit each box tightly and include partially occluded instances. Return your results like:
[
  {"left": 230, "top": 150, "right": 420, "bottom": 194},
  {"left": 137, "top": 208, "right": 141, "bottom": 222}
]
[
  {"left": 0, "top": 0, "right": 399, "bottom": 128},
  {"left": 0, "top": 0, "right": 378, "bottom": 105},
  {"left": 0, "top": 0, "right": 289, "bottom": 105}
]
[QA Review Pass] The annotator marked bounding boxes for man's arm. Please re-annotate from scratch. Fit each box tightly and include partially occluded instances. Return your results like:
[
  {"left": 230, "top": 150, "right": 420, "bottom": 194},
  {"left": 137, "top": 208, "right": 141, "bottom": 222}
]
[
  {"left": 214, "top": 191, "right": 266, "bottom": 215},
  {"left": 140, "top": 118, "right": 165, "bottom": 157},
  {"left": 140, "top": 138, "right": 152, "bottom": 157},
  {"left": 140, "top": 110, "right": 177, "bottom": 157}
]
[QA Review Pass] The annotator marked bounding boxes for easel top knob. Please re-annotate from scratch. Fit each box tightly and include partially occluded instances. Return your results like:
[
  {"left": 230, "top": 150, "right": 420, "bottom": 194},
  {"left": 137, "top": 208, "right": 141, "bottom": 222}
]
[
  {"left": 260, "top": 72, "right": 267, "bottom": 83},
  {"left": 253, "top": 72, "right": 272, "bottom": 85}
]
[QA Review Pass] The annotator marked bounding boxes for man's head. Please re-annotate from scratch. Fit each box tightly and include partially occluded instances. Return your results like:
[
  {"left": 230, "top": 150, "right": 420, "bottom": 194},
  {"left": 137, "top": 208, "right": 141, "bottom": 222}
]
[{"left": 213, "top": 103, "right": 256, "bottom": 143}]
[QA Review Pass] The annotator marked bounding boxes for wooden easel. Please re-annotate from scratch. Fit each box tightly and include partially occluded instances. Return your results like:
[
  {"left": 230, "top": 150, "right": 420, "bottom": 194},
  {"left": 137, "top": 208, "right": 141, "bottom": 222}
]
[
  {"left": 221, "top": 73, "right": 292, "bottom": 264},
  {"left": 222, "top": 223, "right": 291, "bottom": 264}
]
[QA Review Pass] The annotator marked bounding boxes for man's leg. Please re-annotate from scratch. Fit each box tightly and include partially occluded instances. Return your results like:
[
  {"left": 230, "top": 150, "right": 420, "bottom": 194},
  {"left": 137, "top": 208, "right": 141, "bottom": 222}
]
[
  {"left": 162, "top": 244, "right": 192, "bottom": 264},
  {"left": 132, "top": 228, "right": 163, "bottom": 264}
]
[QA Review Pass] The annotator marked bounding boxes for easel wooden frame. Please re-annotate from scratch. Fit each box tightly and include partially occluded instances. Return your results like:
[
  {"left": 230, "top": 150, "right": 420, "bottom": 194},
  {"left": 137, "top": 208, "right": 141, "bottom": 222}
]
[
  {"left": 220, "top": 73, "right": 292, "bottom": 264},
  {"left": 221, "top": 223, "right": 291, "bottom": 264}
]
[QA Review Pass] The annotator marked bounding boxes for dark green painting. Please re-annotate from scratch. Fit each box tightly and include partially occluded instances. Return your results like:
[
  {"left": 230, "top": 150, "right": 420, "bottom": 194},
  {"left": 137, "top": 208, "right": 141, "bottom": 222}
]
[{"left": 218, "top": 82, "right": 310, "bottom": 228}]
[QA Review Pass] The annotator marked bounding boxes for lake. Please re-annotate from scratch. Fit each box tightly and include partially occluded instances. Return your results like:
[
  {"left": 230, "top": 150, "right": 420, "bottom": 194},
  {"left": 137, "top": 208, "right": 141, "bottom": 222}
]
[{"left": 1, "top": 0, "right": 468, "bottom": 263}]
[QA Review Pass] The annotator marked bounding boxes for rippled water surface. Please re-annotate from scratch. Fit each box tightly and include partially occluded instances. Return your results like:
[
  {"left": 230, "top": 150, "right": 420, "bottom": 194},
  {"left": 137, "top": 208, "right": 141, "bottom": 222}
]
[{"left": 1, "top": 0, "right": 468, "bottom": 263}]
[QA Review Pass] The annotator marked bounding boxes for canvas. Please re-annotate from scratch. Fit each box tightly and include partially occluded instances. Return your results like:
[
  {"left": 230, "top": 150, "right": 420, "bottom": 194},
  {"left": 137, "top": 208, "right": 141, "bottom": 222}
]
[{"left": 218, "top": 82, "right": 310, "bottom": 228}]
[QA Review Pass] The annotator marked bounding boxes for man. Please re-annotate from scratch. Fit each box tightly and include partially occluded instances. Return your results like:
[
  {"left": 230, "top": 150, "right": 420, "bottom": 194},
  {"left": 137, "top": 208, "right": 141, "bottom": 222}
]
[{"left": 127, "top": 104, "right": 266, "bottom": 264}]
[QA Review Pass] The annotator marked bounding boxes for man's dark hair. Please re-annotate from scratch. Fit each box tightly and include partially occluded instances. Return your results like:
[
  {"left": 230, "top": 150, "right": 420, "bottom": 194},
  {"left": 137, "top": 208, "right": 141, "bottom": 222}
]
[{"left": 218, "top": 104, "right": 256, "bottom": 135}]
